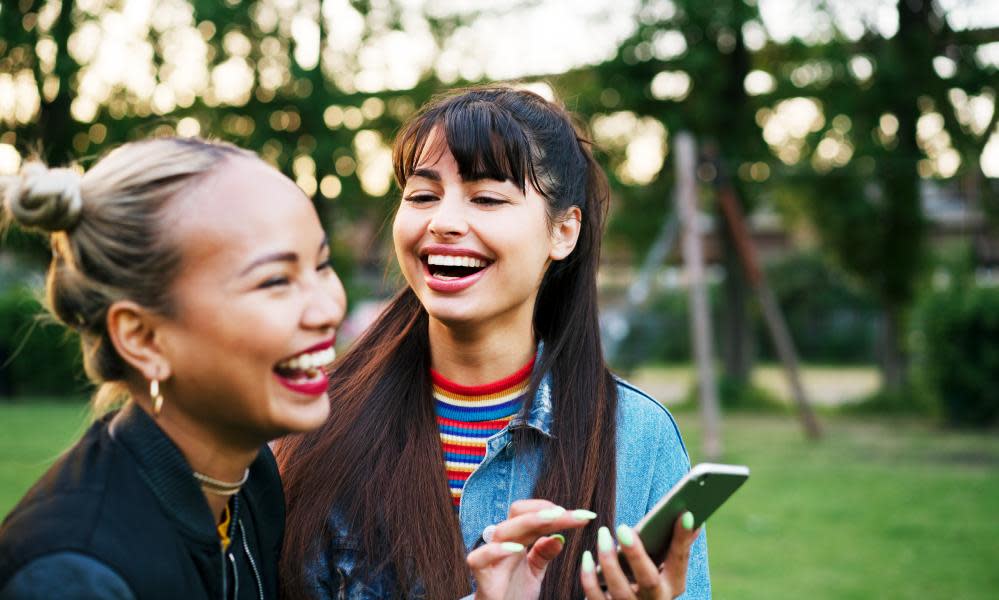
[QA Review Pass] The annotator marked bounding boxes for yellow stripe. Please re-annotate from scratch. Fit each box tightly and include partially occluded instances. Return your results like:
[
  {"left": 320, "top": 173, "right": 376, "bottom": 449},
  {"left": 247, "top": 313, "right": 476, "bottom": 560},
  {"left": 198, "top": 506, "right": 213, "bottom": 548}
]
[
  {"left": 433, "top": 382, "right": 530, "bottom": 404},
  {"left": 446, "top": 462, "right": 476, "bottom": 473}
]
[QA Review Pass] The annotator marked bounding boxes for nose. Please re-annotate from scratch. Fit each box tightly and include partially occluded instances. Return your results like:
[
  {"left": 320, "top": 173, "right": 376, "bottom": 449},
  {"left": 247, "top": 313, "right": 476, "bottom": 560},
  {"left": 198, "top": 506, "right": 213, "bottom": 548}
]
[
  {"left": 427, "top": 195, "right": 468, "bottom": 239},
  {"left": 303, "top": 268, "right": 347, "bottom": 333}
]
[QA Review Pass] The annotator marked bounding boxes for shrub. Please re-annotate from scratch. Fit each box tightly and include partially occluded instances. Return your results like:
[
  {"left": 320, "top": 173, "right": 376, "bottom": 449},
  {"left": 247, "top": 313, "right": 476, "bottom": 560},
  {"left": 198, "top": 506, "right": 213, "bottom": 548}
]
[
  {"left": 611, "top": 252, "right": 878, "bottom": 370},
  {"left": 914, "top": 283, "right": 999, "bottom": 427},
  {"left": 0, "top": 285, "right": 88, "bottom": 398},
  {"left": 760, "top": 252, "right": 878, "bottom": 364}
]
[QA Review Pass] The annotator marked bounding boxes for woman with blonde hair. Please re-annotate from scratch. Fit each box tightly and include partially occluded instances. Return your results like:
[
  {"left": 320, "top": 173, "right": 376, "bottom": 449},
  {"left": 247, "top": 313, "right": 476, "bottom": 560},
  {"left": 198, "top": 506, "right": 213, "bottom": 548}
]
[{"left": 0, "top": 137, "right": 348, "bottom": 599}]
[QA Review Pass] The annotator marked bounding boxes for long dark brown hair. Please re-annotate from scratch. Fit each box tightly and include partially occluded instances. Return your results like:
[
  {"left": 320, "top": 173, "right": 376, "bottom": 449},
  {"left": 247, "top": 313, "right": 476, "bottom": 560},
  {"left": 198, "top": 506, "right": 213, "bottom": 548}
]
[{"left": 276, "top": 86, "right": 617, "bottom": 599}]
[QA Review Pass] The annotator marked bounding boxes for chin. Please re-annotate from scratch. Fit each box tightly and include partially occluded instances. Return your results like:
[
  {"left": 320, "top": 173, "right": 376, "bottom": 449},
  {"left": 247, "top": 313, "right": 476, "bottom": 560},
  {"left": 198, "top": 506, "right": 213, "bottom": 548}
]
[
  {"left": 269, "top": 393, "right": 331, "bottom": 436},
  {"left": 422, "top": 297, "right": 486, "bottom": 323}
]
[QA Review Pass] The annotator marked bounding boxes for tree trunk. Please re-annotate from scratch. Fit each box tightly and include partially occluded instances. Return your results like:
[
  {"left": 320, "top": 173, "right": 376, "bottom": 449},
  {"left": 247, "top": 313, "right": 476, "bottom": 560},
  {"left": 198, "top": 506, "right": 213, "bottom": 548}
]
[
  {"left": 720, "top": 222, "right": 753, "bottom": 384},
  {"left": 878, "top": 305, "right": 906, "bottom": 393}
]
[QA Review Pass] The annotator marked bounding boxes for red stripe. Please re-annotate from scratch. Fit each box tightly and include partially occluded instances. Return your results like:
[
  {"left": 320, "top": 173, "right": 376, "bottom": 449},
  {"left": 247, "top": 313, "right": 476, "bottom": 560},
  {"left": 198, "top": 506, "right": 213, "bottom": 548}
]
[
  {"left": 431, "top": 356, "right": 535, "bottom": 396},
  {"left": 446, "top": 469, "right": 473, "bottom": 481}
]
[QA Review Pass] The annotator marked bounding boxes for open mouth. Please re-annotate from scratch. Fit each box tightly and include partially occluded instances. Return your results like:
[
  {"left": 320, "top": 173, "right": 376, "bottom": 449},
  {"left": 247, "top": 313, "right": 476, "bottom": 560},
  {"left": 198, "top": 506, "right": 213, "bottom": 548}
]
[
  {"left": 272, "top": 342, "right": 335, "bottom": 396},
  {"left": 424, "top": 254, "right": 492, "bottom": 281}
]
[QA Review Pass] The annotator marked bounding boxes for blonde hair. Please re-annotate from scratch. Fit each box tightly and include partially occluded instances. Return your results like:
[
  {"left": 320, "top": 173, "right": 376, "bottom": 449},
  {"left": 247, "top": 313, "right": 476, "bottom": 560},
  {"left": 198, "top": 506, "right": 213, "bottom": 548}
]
[{"left": 1, "top": 137, "right": 257, "bottom": 410}]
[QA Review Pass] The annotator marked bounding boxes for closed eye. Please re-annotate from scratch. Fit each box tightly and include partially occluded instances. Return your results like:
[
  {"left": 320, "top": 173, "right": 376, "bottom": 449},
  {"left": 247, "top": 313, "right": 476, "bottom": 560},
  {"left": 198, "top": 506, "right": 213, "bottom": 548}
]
[
  {"left": 472, "top": 196, "right": 508, "bottom": 206},
  {"left": 258, "top": 276, "right": 290, "bottom": 289},
  {"left": 404, "top": 194, "right": 438, "bottom": 204}
]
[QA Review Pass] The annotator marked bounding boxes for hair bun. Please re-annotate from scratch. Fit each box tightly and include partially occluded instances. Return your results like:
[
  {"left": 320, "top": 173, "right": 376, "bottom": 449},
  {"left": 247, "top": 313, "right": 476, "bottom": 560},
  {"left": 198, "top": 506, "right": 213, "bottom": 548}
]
[{"left": 4, "top": 162, "right": 84, "bottom": 232}]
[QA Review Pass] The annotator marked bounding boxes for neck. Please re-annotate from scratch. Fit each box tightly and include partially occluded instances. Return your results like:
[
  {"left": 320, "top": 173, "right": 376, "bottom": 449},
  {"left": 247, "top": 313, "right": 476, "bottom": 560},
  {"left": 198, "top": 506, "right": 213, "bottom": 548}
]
[
  {"left": 428, "top": 310, "right": 536, "bottom": 385},
  {"left": 133, "top": 389, "right": 260, "bottom": 522}
]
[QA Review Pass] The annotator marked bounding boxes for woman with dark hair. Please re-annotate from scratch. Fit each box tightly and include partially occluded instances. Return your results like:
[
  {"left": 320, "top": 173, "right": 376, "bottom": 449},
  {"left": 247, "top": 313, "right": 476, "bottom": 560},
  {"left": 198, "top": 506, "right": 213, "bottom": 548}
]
[{"left": 277, "top": 86, "right": 710, "bottom": 599}]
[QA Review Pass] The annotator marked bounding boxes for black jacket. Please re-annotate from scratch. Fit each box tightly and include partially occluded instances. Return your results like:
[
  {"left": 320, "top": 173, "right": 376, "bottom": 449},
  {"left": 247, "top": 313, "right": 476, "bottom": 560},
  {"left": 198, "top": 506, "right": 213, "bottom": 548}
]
[{"left": 0, "top": 403, "right": 284, "bottom": 599}]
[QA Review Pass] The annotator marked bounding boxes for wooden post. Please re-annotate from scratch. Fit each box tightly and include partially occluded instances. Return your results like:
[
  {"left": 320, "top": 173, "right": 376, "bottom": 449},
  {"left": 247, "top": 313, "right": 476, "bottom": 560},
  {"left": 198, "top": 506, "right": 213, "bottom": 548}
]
[
  {"left": 715, "top": 179, "right": 822, "bottom": 439},
  {"left": 675, "top": 132, "right": 723, "bottom": 459}
]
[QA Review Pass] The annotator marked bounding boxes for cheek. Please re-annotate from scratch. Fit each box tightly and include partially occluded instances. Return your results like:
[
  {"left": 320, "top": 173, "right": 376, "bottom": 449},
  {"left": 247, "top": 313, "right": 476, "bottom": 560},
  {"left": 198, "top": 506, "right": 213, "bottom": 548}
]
[{"left": 392, "top": 211, "right": 426, "bottom": 269}]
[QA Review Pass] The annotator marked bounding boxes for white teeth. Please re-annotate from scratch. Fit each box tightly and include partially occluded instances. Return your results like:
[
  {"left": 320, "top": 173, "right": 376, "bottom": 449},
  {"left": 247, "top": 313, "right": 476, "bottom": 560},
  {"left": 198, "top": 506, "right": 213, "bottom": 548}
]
[
  {"left": 427, "top": 254, "right": 487, "bottom": 268},
  {"left": 277, "top": 346, "right": 336, "bottom": 372}
]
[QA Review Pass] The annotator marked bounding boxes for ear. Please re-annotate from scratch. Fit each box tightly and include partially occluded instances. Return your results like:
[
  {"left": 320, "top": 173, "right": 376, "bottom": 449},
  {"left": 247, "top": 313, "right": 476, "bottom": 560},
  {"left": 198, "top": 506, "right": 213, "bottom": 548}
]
[
  {"left": 106, "top": 300, "right": 172, "bottom": 383},
  {"left": 549, "top": 206, "right": 582, "bottom": 261}
]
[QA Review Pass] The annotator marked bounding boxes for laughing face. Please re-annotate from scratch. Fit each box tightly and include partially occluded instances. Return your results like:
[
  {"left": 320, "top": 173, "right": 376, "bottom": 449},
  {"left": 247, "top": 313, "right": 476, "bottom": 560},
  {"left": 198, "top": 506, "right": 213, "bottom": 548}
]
[
  {"left": 156, "top": 156, "right": 346, "bottom": 446},
  {"left": 393, "top": 130, "right": 577, "bottom": 333}
]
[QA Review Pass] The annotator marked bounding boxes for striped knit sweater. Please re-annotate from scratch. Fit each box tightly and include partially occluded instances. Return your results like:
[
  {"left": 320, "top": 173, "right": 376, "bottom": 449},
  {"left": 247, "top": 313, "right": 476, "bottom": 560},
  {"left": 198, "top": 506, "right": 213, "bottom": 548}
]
[{"left": 433, "top": 358, "right": 534, "bottom": 508}]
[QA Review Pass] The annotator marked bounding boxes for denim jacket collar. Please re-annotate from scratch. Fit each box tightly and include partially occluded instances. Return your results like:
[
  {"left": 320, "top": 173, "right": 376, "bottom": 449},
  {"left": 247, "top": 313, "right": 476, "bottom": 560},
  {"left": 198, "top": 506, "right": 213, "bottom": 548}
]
[{"left": 508, "top": 341, "right": 554, "bottom": 437}]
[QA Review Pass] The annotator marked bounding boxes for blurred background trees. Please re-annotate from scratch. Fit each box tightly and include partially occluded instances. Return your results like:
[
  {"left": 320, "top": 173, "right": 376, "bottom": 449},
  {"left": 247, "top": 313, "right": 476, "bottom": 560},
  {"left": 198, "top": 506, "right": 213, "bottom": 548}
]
[{"left": 2, "top": 0, "right": 997, "bottom": 425}]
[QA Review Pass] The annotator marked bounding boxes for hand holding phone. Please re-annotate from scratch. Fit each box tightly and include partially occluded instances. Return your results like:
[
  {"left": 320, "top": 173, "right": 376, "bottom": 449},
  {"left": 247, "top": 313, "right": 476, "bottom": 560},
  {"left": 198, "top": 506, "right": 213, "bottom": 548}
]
[
  {"left": 581, "top": 463, "right": 749, "bottom": 598},
  {"left": 633, "top": 462, "right": 749, "bottom": 564}
]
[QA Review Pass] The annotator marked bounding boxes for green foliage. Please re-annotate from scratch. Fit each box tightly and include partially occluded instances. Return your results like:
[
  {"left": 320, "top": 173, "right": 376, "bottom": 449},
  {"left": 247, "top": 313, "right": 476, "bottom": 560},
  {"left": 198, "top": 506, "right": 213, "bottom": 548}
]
[
  {"left": 760, "top": 252, "right": 877, "bottom": 364},
  {"left": 913, "top": 282, "right": 999, "bottom": 427},
  {"left": 614, "top": 252, "right": 878, "bottom": 369},
  {"left": 0, "top": 286, "right": 89, "bottom": 398}
]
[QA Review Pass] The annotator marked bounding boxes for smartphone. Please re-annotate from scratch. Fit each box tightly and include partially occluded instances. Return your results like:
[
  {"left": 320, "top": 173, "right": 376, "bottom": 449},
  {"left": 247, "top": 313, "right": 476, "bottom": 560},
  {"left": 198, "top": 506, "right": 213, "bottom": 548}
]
[{"left": 631, "top": 462, "right": 750, "bottom": 564}]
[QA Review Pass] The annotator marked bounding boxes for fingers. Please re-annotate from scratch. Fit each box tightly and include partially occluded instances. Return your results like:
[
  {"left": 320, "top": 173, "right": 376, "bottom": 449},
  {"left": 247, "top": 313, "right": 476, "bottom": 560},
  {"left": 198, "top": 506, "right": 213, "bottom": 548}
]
[
  {"left": 579, "top": 551, "right": 605, "bottom": 600},
  {"left": 490, "top": 505, "right": 596, "bottom": 546},
  {"left": 507, "top": 499, "right": 563, "bottom": 517},
  {"left": 595, "top": 526, "right": 633, "bottom": 598},
  {"left": 466, "top": 540, "right": 527, "bottom": 571},
  {"left": 660, "top": 512, "right": 699, "bottom": 596},
  {"left": 615, "top": 525, "right": 664, "bottom": 593}
]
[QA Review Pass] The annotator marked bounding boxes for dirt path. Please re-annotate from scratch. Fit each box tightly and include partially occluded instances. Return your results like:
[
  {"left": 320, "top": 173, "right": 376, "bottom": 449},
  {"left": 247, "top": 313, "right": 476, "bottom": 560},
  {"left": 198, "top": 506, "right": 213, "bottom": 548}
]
[{"left": 626, "top": 364, "right": 881, "bottom": 407}]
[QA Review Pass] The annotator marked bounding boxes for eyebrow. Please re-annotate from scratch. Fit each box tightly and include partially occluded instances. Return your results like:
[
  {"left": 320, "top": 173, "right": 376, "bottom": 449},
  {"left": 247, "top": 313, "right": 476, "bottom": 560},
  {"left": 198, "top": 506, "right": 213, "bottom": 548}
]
[
  {"left": 239, "top": 236, "right": 329, "bottom": 276},
  {"left": 410, "top": 167, "right": 508, "bottom": 184},
  {"left": 411, "top": 168, "right": 441, "bottom": 182}
]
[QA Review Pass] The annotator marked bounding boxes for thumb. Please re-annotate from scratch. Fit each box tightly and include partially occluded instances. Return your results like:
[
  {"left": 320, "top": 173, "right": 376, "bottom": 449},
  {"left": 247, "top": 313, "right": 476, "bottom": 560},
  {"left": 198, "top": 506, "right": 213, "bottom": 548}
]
[{"left": 526, "top": 534, "right": 565, "bottom": 577}]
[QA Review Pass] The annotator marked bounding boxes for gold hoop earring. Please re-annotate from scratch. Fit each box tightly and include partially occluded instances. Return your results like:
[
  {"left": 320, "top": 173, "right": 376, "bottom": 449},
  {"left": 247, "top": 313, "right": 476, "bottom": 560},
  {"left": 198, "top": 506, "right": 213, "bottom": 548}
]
[{"left": 150, "top": 379, "right": 164, "bottom": 417}]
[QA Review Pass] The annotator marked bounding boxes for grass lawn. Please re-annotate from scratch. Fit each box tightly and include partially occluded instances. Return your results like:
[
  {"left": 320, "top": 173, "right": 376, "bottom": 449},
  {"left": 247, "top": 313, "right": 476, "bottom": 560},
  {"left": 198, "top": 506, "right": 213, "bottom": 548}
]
[
  {"left": 674, "top": 411, "right": 999, "bottom": 599},
  {"left": 2, "top": 401, "right": 997, "bottom": 598},
  {"left": 0, "top": 400, "right": 94, "bottom": 515}
]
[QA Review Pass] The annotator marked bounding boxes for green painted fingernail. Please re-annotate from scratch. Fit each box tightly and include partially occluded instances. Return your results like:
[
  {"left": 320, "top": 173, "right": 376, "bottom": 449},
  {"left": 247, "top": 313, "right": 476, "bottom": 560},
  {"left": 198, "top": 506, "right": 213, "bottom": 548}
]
[
  {"left": 501, "top": 541, "right": 525, "bottom": 553},
  {"left": 616, "top": 524, "right": 634, "bottom": 547},
  {"left": 581, "top": 550, "right": 595, "bottom": 573},
  {"left": 682, "top": 511, "right": 695, "bottom": 530},
  {"left": 598, "top": 526, "right": 613, "bottom": 552},
  {"left": 537, "top": 506, "right": 566, "bottom": 521},
  {"left": 550, "top": 533, "right": 565, "bottom": 544},
  {"left": 572, "top": 509, "right": 597, "bottom": 521}
]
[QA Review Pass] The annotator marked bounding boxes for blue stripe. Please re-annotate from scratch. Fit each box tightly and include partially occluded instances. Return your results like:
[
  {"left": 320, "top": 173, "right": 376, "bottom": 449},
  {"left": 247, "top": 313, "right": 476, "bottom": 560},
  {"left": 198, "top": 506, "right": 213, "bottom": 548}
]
[
  {"left": 435, "top": 397, "right": 523, "bottom": 422},
  {"left": 438, "top": 424, "right": 498, "bottom": 438},
  {"left": 443, "top": 452, "right": 482, "bottom": 463}
]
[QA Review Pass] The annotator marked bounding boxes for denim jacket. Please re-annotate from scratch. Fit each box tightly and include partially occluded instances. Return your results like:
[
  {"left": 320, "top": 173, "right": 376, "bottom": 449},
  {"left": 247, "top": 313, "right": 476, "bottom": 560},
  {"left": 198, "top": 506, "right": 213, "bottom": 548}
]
[{"left": 308, "top": 372, "right": 711, "bottom": 599}]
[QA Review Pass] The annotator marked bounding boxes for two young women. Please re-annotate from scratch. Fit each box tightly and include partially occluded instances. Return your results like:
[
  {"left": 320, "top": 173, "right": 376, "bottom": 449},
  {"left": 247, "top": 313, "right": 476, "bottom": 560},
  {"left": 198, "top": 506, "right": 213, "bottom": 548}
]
[
  {"left": 0, "top": 85, "right": 708, "bottom": 599},
  {"left": 277, "top": 86, "right": 709, "bottom": 599}
]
